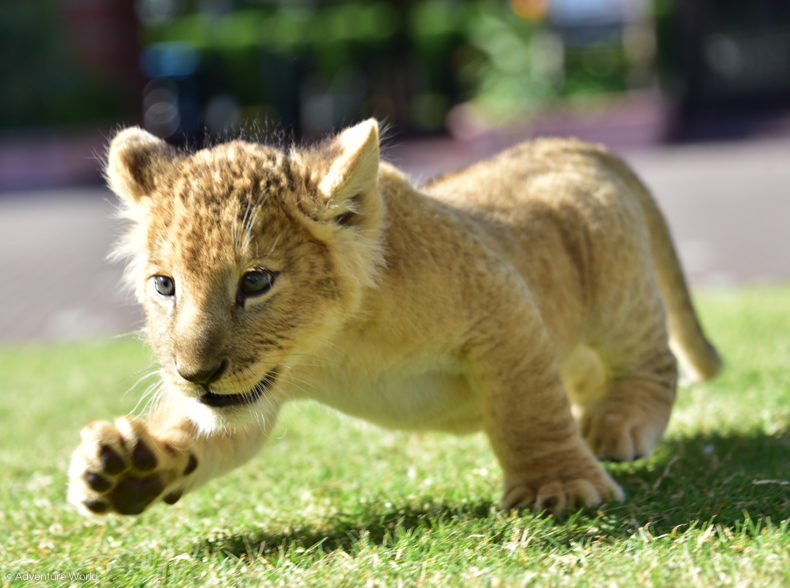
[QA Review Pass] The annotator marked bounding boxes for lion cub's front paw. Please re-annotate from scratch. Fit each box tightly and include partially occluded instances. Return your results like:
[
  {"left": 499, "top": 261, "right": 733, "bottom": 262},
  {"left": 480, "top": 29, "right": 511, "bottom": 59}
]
[
  {"left": 501, "top": 458, "right": 624, "bottom": 515},
  {"left": 67, "top": 416, "right": 197, "bottom": 515}
]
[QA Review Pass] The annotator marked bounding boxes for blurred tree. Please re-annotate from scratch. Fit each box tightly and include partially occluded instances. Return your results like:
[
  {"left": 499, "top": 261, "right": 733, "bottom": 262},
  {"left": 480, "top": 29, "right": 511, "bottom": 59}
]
[
  {"left": 0, "top": 0, "right": 653, "bottom": 138},
  {"left": 0, "top": 0, "right": 141, "bottom": 131}
]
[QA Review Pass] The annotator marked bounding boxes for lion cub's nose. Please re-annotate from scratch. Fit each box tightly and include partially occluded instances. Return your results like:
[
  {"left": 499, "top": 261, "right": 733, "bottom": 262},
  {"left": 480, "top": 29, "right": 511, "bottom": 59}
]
[{"left": 177, "top": 360, "right": 228, "bottom": 385}]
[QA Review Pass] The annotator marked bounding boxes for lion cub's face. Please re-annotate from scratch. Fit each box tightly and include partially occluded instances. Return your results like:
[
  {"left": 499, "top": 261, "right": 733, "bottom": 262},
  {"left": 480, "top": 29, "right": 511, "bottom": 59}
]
[{"left": 107, "top": 121, "right": 384, "bottom": 431}]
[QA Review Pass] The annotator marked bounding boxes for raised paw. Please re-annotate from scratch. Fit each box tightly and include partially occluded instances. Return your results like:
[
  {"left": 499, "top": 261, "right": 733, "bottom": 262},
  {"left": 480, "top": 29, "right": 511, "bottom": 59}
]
[{"left": 67, "top": 416, "right": 198, "bottom": 515}]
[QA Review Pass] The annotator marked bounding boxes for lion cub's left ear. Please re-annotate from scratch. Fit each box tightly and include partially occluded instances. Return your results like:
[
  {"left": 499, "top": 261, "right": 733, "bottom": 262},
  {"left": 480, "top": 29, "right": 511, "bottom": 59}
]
[{"left": 310, "top": 119, "right": 382, "bottom": 227}]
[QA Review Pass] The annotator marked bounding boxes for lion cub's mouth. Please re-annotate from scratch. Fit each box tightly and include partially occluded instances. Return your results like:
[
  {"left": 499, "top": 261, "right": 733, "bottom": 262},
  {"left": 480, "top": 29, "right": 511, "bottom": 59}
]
[{"left": 197, "top": 370, "right": 277, "bottom": 408}]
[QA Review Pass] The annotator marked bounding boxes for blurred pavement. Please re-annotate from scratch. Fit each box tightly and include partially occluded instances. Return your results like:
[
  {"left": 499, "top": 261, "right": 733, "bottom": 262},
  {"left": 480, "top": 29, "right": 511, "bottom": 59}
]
[
  {"left": 1, "top": 136, "right": 789, "bottom": 343},
  {"left": 0, "top": 189, "right": 141, "bottom": 343}
]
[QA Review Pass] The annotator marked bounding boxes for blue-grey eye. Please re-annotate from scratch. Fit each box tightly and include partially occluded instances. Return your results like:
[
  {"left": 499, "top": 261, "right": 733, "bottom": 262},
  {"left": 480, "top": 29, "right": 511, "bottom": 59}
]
[
  {"left": 154, "top": 275, "right": 175, "bottom": 297},
  {"left": 241, "top": 270, "right": 275, "bottom": 297}
]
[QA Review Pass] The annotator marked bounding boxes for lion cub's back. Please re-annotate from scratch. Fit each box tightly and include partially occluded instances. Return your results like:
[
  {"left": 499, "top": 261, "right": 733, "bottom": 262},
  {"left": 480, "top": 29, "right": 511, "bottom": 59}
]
[
  {"left": 424, "top": 138, "right": 631, "bottom": 212},
  {"left": 420, "top": 137, "right": 651, "bottom": 268},
  {"left": 419, "top": 138, "right": 656, "bottom": 353}
]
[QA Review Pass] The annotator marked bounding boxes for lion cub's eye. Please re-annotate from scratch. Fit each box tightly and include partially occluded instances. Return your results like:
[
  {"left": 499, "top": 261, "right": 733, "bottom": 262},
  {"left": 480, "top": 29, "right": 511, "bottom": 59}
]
[
  {"left": 153, "top": 275, "right": 175, "bottom": 297},
  {"left": 240, "top": 270, "right": 276, "bottom": 298}
]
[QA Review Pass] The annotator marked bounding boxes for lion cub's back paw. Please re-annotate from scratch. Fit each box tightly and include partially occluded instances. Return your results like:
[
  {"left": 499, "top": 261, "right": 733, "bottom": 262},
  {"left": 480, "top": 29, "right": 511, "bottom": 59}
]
[
  {"left": 67, "top": 417, "right": 197, "bottom": 515},
  {"left": 502, "top": 475, "right": 624, "bottom": 515},
  {"left": 582, "top": 380, "right": 674, "bottom": 462},
  {"left": 583, "top": 401, "right": 667, "bottom": 462}
]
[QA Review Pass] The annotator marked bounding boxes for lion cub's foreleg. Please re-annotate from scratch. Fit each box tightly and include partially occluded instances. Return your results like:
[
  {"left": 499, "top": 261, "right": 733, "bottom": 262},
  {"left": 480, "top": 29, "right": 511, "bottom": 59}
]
[
  {"left": 472, "top": 314, "right": 624, "bottom": 514},
  {"left": 67, "top": 400, "right": 269, "bottom": 515}
]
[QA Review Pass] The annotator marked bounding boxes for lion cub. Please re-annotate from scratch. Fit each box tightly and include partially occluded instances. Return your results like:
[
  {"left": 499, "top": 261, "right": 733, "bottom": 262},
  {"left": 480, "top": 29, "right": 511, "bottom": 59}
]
[{"left": 68, "top": 119, "right": 720, "bottom": 516}]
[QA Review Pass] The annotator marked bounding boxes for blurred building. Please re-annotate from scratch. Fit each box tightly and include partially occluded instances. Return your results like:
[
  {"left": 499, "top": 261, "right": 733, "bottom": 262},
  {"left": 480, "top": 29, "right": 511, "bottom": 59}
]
[{"left": 656, "top": 0, "right": 790, "bottom": 139}]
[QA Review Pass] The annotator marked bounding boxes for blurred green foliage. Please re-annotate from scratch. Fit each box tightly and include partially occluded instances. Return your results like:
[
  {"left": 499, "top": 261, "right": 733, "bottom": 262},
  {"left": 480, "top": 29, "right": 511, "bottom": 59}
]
[
  {"left": 0, "top": 0, "right": 635, "bottom": 132},
  {"left": 142, "top": 0, "right": 633, "bottom": 129},
  {"left": 465, "top": 2, "right": 563, "bottom": 121},
  {"left": 0, "top": 1, "right": 132, "bottom": 131},
  {"left": 144, "top": 4, "right": 400, "bottom": 53}
]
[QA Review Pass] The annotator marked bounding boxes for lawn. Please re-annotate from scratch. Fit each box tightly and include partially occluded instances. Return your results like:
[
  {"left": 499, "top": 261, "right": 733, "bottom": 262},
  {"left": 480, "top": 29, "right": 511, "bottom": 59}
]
[{"left": 2, "top": 286, "right": 790, "bottom": 587}]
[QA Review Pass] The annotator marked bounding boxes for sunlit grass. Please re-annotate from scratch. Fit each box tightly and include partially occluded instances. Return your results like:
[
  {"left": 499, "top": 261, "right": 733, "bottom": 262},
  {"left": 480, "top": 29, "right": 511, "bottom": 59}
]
[{"left": 2, "top": 286, "right": 790, "bottom": 587}]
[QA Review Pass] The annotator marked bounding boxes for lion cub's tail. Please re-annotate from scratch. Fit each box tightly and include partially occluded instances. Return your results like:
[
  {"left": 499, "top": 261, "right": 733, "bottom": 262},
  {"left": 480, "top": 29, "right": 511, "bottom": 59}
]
[{"left": 602, "top": 152, "right": 723, "bottom": 384}]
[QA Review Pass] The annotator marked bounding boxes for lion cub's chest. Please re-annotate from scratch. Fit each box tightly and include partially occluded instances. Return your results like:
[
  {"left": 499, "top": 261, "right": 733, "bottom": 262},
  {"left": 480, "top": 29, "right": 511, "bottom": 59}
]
[{"left": 294, "top": 356, "right": 483, "bottom": 434}]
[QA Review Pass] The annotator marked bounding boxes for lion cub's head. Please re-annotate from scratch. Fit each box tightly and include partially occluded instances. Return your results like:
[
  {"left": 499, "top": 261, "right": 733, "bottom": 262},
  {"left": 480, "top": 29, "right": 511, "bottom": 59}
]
[{"left": 107, "top": 120, "right": 385, "bottom": 432}]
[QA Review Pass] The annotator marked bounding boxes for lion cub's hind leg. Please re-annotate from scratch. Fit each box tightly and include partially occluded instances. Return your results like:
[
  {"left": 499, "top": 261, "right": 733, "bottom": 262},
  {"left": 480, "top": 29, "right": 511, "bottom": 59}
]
[
  {"left": 577, "top": 299, "right": 678, "bottom": 463},
  {"left": 581, "top": 375, "right": 675, "bottom": 462},
  {"left": 561, "top": 344, "right": 608, "bottom": 425}
]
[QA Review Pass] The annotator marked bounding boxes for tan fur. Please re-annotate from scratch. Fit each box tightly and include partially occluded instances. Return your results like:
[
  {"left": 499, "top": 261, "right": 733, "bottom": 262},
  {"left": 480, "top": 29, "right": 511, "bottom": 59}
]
[{"left": 68, "top": 120, "right": 721, "bottom": 516}]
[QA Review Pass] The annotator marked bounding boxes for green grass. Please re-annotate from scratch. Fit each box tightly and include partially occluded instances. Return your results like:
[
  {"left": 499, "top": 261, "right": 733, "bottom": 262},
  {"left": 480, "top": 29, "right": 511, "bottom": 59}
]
[{"left": 2, "top": 286, "right": 790, "bottom": 587}]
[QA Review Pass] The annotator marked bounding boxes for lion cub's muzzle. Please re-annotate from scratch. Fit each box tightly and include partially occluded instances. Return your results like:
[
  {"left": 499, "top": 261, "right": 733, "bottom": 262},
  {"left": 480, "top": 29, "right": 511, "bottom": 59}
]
[
  {"left": 175, "top": 357, "right": 277, "bottom": 408},
  {"left": 193, "top": 369, "right": 278, "bottom": 409},
  {"left": 177, "top": 359, "right": 229, "bottom": 387}
]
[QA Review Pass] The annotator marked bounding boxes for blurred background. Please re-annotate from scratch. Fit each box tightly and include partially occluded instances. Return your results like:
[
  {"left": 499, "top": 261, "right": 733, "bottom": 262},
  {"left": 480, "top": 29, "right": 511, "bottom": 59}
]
[{"left": 1, "top": 0, "right": 789, "bottom": 341}]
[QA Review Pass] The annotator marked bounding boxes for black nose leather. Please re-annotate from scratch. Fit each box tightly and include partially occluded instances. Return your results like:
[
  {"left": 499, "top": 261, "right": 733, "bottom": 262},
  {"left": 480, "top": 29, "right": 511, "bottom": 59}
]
[{"left": 177, "top": 360, "right": 228, "bottom": 385}]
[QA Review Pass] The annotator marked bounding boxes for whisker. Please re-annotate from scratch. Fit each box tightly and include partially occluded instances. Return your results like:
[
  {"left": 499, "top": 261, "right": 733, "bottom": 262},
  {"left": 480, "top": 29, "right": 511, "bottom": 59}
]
[
  {"left": 266, "top": 233, "right": 282, "bottom": 257},
  {"left": 258, "top": 352, "right": 345, "bottom": 368},
  {"left": 118, "top": 365, "right": 160, "bottom": 398},
  {"left": 128, "top": 375, "right": 163, "bottom": 417},
  {"left": 140, "top": 382, "right": 165, "bottom": 419},
  {"left": 126, "top": 369, "right": 161, "bottom": 391},
  {"left": 275, "top": 371, "right": 323, "bottom": 398}
]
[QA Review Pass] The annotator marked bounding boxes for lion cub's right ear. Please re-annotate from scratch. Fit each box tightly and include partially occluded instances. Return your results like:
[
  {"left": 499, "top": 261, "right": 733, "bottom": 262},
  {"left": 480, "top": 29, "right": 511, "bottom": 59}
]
[{"left": 106, "top": 127, "right": 178, "bottom": 203}]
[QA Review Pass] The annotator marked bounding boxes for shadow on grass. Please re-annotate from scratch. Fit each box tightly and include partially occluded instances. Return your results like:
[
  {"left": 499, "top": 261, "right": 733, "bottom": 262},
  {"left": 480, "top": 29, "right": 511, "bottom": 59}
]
[
  {"left": 205, "top": 430, "right": 790, "bottom": 560},
  {"left": 608, "top": 429, "right": 790, "bottom": 531},
  {"left": 204, "top": 500, "right": 502, "bottom": 560}
]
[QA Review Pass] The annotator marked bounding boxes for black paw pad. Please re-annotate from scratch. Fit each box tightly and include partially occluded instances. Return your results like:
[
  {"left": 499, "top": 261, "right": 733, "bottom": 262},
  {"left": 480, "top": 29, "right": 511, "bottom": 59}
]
[
  {"left": 183, "top": 454, "right": 198, "bottom": 476},
  {"left": 163, "top": 490, "right": 183, "bottom": 505},
  {"left": 85, "top": 472, "right": 112, "bottom": 493},
  {"left": 83, "top": 499, "right": 109, "bottom": 514},
  {"left": 132, "top": 442, "right": 158, "bottom": 471},
  {"left": 109, "top": 475, "right": 164, "bottom": 515},
  {"left": 99, "top": 445, "right": 126, "bottom": 475}
]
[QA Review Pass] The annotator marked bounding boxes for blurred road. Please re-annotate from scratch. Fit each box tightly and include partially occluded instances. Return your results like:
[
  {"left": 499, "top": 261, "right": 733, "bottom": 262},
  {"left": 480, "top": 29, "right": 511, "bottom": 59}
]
[
  {"left": 0, "top": 189, "right": 141, "bottom": 342},
  {"left": 1, "top": 136, "right": 789, "bottom": 343}
]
